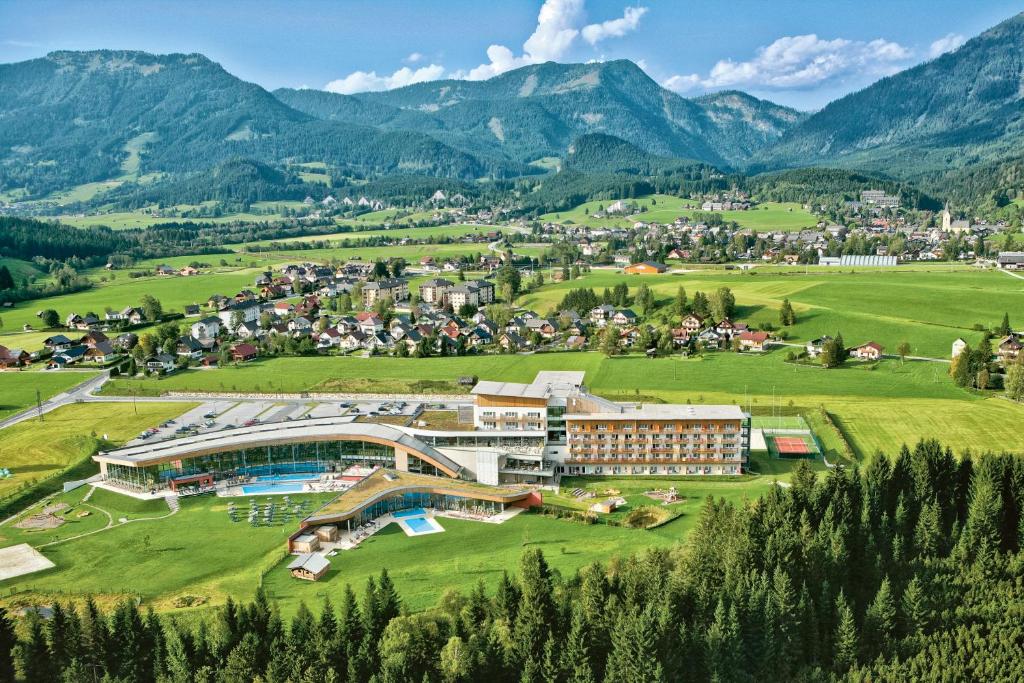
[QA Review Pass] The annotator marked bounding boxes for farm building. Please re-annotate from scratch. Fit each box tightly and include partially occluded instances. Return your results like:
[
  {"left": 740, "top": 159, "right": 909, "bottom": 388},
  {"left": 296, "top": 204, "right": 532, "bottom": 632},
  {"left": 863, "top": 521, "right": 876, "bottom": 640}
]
[
  {"left": 291, "top": 533, "right": 320, "bottom": 554},
  {"left": 624, "top": 261, "right": 667, "bottom": 275},
  {"left": 997, "top": 252, "right": 1024, "bottom": 270}
]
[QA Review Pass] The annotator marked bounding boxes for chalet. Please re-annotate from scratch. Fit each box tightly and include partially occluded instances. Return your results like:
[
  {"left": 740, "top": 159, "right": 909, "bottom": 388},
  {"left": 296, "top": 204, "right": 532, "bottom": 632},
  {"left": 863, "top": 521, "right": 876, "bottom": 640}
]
[
  {"left": 851, "top": 341, "right": 885, "bottom": 361},
  {"left": 670, "top": 328, "right": 690, "bottom": 347},
  {"left": 80, "top": 331, "right": 110, "bottom": 348},
  {"left": 176, "top": 336, "right": 205, "bottom": 360},
  {"left": 316, "top": 327, "right": 343, "bottom": 349},
  {"left": 997, "top": 335, "right": 1022, "bottom": 362},
  {"left": 680, "top": 314, "right": 705, "bottom": 334},
  {"left": 145, "top": 354, "right": 177, "bottom": 373},
  {"left": 234, "top": 320, "right": 262, "bottom": 340},
  {"left": 113, "top": 333, "right": 138, "bottom": 350},
  {"left": 288, "top": 316, "right": 313, "bottom": 334},
  {"left": 499, "top": 332, "right": 527, "bottom": 351},
  {"left": 715, "top": 319, "right": 736, "bottom": 337},
  {"left": 525, "top": 318, "right": 559, "bottom": 338},
  {"left": 231, "top": 343, "right": 259, "bottom": 362},
  {"left": 612, "top": 309, "right": 638, "bottom": 326},
  {"left": 697, "top": 328, "right": 722, "bottom": 350},
  {"left": 84, "top": 340, "right": 117, "bottom": 363},
  {"left": 737, "top": 331, "right": 770, "bottom": 352},
  {"left": 54, "top": 345, "right": 88, "bottom": 366},
  {"left": 590, "top": 304, "right": 617, "bottom": 325},
  {"left": 105, "top": 306, "right": 145, "bottom": 324},
  {"left": 155, "top": 264, "right": 176, "bottom": 276},
  {"left": 356, "top": 312, "right": 385, "bottom": 334},
  {"left": 806, "top": 336, "right": 833, "bottom": 358},
  {"left": 565, "top": 335, "right": 587, "bottom": 350},
  {"left": 624, "top": 261, "right": 667, "bottom": 275},
  {"left": 0, "top": 346, "right": 30, "bottom": 369},
  {"left": 179, "top": 266, "right": 199, "bottom": 277},
  {"left": 43, "top": 335, "right": 74, "bottom": 352}
]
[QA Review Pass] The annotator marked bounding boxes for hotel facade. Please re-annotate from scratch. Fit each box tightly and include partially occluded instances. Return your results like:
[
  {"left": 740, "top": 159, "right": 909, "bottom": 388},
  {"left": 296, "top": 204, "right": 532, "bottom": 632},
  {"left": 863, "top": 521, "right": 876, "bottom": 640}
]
[{"left": 94, "top": 371, "right": 749, "bottom": 493}]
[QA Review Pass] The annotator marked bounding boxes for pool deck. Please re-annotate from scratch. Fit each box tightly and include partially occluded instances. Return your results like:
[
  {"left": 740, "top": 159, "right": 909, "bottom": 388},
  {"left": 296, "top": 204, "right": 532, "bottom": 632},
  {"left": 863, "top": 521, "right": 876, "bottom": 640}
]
[{"left": 315, "top": 506, "right": 524, "bottom": 553}]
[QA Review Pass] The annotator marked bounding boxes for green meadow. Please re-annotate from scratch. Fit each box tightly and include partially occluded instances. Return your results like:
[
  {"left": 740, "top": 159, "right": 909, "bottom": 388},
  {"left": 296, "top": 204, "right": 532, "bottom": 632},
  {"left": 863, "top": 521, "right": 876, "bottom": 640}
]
[
  {"left": 539, "top": 194, "right": 817, "bottom": 231},
  {"left": 0, "top": 370, "right": 99, "bottom": 420}
]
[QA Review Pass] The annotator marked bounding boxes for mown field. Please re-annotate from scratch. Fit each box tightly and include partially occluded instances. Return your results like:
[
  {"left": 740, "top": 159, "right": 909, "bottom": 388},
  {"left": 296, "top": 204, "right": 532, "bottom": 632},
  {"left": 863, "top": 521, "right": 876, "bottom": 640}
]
[
  {"left": 519, "top": 264, "right": 1020, "bottom": 358},
  {"left": 0, "top": 402, "right": 193, "bottom": 499},
  {"left": 0, "top": 370, "right": 99, "bottom": 420},
  {"left": 99, "top": 351, "right": 1024, "bottom": 460},
  {"left": 539, "top": 194, "right": 818, "bottom": 231}
]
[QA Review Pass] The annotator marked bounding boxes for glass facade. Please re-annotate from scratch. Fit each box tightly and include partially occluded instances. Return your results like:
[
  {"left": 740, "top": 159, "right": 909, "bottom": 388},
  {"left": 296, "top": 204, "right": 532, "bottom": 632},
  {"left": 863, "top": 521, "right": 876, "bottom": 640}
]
[
  {"left": 339, "top": 491, "right": 505, "bottom": 529},
  {"left": 105, "top": 440, "right": 396, "bottom": 491}
]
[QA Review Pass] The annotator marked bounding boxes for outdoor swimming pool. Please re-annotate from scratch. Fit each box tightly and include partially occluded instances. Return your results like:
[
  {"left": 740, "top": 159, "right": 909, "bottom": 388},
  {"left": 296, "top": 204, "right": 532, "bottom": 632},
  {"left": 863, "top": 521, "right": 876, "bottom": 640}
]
[
  {"left": 254, "top": 473, "right": 316, "bottom": 483},
  {"left": 393, "top": 507, "right": 428, "bottom": 519},
  {"left": 240, "top": 483, "right": 306, "bottom": 495},
  {"left": 405, "top": 517, "right": 437, "bottom": 534}
]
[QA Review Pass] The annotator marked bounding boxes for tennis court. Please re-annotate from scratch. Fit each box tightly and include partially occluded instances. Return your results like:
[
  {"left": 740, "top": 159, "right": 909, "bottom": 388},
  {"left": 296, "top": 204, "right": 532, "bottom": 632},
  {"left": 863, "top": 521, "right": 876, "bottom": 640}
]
[{"left": 765, "top": 433, "right": 821, "bottom": 458}]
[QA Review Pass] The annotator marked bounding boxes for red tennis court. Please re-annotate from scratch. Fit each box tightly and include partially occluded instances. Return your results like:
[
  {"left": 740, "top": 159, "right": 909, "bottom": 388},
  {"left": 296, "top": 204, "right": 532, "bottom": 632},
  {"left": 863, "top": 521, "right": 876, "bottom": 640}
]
[{"left": 773, "top": 436, "right": 812, "bottom": 455}]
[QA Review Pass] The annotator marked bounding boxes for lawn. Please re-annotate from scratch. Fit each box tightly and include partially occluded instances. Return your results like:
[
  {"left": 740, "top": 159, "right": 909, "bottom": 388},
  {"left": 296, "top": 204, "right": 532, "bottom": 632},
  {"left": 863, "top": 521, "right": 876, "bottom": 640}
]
[
  {"left": 248, "top": 223, "right": 507, "bottom": 248},
  {"left": 518, "top": 265, "right": 1023, "bottom": 357},
  {"left": 0, "top": 402, "right": 195, "bottom": 500},
  {"left": 0, "top": 370, "right": 99, "bottom": 420},
  {"left": 98, "top": 351, "right": 1024, "bottom": 460},
  {"left": 539, "top": 194, "right": 817, "bottom": 232}
]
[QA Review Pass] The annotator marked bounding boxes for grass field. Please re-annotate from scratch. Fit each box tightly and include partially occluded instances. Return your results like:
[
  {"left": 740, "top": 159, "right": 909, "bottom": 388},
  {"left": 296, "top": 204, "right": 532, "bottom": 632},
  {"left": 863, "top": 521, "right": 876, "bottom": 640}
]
[
  {"left": 0, "top": 486, "right": 687, "bottom": 616},
  {"left": 99, "top": 351, "right": 1024, "bottom": 460},
  {"left": 248, "top": 223, "right": 506, "bottom": 248},
  {"left": 0, "top": 402, "right": 194, "bottom": 499},
  {"left": 518, "top": 265, "right": 1022, "bottom": 357},
  {"left": 539, "top": 195, "right": 818, "bottom": 231},
  {"left": 0, "top": 370, "right": 99, "bottom": 420}
]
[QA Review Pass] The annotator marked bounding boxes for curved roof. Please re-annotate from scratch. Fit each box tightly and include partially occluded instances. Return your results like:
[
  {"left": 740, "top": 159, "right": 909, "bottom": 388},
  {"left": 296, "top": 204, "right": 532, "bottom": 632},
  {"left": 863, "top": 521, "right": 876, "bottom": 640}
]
[{"left": 94, "top": 416, "right": 462, "bottom": 477}]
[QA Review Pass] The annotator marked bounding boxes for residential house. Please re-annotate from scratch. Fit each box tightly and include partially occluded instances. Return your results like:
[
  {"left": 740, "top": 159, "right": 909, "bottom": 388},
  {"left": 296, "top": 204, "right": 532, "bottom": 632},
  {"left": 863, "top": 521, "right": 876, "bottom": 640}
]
[
  {"left": 525, "top": 318, "right": 559, "bottom": 339},
  {"left": 697, "top": 328, "right": 722, "bottom": 350},
  {"left": 611, "top": 309, "right": 638, "bottom": 326},
  {"left": 681, "top": 314, "right": 705, "bottom": 334},
  {"left": 84, "top": 340, "right": 118, "bottom": 363},
  {"left": 736, "top": 331, "right": 770, "bottom": 352},
  {"left": 191, "top": 317, "right": 221, "bottom": 341},
  {"left": 217, "top": 301, "right": 261, "bottom": 328},
  {"left": 951, "top": 338, "right": 968, "bottom": 358},
  {"left": 184, "top": 304, "right": 202, "bottom": 317},
  {"left": 851, "top": 341, "right": 885, "bottom": 361},
  {"left": 590, "top": 304, "right": 616, "bottom": 325},
  {"left": 997, "top": 334, "right": 1022, "bottom": 362},
  {"left": 80, "top": 331, "right": 110, "bottom": 348},
  {"left": 288, "top": 316, "right": 313, "bottom": 334},
  {"left": 806, "top": 336, "right": 833, "bottom": 358},
  {"left": 231, "top": 344, "right": 259, "bottom": 362},
  {"left": 176, "top": 336, "right": 205, "bottom": 360},
  {"left": 145, "top": 354, "right": 177, "bottom": 373},
  {"left": 499, "top": 332, "right": 527, "bottom": 351},
  {"left": 0, "top": 345, "right": 30, "bottom": 369},
  {"left": 43, "top": 335, "right": 74, "bottom": 353}
]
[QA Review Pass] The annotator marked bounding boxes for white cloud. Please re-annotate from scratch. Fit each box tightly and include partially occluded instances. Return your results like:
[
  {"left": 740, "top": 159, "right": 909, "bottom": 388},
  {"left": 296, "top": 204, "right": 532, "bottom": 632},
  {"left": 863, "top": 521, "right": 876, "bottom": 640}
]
[
  {"left": 581, "top": 6, "right": 648, "bottom": 46},
  {"left": 324, "top": 63, "right": 445, "bottom": 95},
  {"left": 928, "top": 33, "right": 965, "bottom": 58},
  {"left": 323, "top": 0, "right": 648, "bottom": 93},
  {"left": 662, "top": 33, "right": 912, "bottom": 93}
]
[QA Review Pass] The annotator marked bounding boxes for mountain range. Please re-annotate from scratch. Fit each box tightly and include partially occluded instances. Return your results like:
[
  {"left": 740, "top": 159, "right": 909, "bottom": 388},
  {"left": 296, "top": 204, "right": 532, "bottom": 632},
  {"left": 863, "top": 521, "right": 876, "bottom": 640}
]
[{"left": 0, "top": 11, "right": 1022, "bottom": 204}]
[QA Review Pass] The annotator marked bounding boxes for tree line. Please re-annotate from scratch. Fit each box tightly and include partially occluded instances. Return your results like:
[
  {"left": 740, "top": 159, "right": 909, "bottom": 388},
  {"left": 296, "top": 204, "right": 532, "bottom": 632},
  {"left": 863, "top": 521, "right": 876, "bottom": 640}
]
[{"left": 6, "top": 440, "right": 1020, "bottom": 681}]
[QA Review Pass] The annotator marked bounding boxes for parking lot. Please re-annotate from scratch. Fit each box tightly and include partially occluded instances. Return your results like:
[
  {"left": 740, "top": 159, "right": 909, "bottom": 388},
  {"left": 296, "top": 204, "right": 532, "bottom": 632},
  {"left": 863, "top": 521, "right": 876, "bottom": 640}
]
[{"left": 129, "top": 397, "right": 429, "bottom": 446}]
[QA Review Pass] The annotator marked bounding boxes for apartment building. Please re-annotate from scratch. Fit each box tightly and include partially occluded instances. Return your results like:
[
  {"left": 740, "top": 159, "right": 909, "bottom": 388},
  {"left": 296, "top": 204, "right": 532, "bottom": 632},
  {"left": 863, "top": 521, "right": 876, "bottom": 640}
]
[
  {"left": 447, "top": 279, "right": 496, "bottom": 310},
  {"left": 418, "top": 278, "right": 453, "bottom": 304},
  {"left": 361, "top": 278, "right": 409, "bottom": 308}
]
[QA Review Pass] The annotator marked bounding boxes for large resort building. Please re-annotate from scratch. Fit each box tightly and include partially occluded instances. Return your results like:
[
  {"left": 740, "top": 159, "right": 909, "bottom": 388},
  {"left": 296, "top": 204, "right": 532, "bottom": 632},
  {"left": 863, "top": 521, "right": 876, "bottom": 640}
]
[{"left": 93, "top": 371, "right": 750, "bottom": 494}]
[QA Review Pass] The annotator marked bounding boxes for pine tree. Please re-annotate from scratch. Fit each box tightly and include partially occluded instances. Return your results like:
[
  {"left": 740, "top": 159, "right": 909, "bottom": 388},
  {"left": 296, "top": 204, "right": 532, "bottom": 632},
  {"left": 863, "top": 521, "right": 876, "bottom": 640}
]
[
  {"left": 0, "top": 608, "right": 14, "bottom": 683},
  {"left": 561, "top": 607, "right": 595, "bottom": 683},
  {"left": 899, "top": 575, "right": 929, "bottom": 637},
  {"left": 779, "top": 298, "right": 796, "bottom": 326},
  {"left": 377, "top": 568, "right": 402, "bottom": 625},
  {"left": 18, "top": 612, "right": 53, "bottom": 682},
  {"left": 863, "top": 577, "right": 897, "bottom": 657},
  {"left": 914, "top": 498, "right": 942, "bottom": 556},
  {"left": 600, "top": 324, "right": 619, "bottom": 357},
  {"left": 512, "top": 549, "right": 556, "bottom": 671},
  {"left": 833, "top": 592, "right": 858, "bottom": 674},
  {"left": 997, "top": 312, "right": 1012, "bottom": 336},
  {"left": 674, "top": 286, "right": 688, "bottom": 318}
]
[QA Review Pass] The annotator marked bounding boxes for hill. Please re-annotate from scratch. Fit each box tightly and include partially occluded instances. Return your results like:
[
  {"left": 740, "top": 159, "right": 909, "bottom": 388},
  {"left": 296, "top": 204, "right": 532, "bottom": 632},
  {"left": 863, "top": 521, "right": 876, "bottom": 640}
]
[
  {"left": 0, "top": 50, "right": 510, "bottom": 199},
  {"left": 277, "top": 60, "right": 805, "bottom": 170},
  {"left": 758, "top": 12, "right": 1024, "bottom": 178}
]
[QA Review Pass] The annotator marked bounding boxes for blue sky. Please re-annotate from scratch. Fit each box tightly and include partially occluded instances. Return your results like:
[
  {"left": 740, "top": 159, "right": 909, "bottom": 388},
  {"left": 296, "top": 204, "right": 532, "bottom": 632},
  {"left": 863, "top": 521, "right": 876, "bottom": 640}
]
[{"left": 1, "top": 0, "right": 1021, "bottom": 109}]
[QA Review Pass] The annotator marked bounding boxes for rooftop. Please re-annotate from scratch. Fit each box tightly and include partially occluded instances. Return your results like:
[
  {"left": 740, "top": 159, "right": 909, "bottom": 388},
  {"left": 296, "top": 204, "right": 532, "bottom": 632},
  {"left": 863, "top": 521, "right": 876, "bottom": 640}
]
[{"left": 566, "top": 403, "right": 746, "bottom": 421}]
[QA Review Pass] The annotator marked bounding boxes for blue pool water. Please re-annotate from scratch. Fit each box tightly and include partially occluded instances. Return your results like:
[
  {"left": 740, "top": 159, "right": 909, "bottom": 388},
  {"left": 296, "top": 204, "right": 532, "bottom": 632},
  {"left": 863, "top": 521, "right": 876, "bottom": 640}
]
[
  {"left": 405, "top": 517, "right": 438, "bottom": 534},
  {"left": 393, "top": 507, "right": 427, "bottom": 519},
  {"left": 254, "top": 473, "right": 315, "bottom": 483},
  {"left": 240, "top": 483, "right": 305, "bottom": 495}
]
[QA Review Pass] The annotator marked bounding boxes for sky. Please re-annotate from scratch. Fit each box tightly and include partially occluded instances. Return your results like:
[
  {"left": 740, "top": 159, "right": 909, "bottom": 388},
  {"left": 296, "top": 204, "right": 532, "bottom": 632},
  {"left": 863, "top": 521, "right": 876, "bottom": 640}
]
[{"left": 0, "top": 0, "right": 1021, "bottom": 110}]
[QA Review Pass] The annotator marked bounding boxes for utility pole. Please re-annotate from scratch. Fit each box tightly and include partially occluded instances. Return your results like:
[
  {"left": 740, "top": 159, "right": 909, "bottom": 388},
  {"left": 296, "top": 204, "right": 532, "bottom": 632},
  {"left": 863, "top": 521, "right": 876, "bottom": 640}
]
[{"left": 36, "top": 388, "right": 43, "bottom": 422}]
